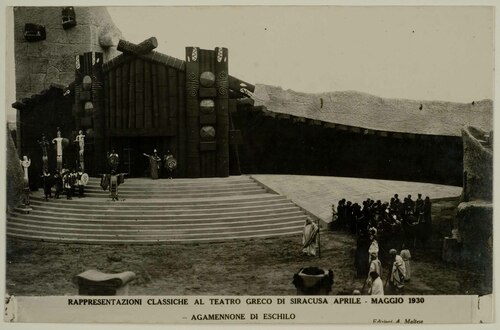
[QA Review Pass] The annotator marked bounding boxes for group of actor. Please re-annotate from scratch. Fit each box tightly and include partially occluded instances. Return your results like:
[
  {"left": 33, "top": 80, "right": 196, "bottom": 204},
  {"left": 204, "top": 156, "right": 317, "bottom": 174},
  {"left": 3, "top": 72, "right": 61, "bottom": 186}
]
[
  {"left": 143, "top": 149, "right": 177, "bottom": 179},
  {"left": 20, "top": 129, "right": 88, "bottom": 203},
  {"left": 330, "top": 193, "right": 432, "bottom": 295},
  {"left": 331, "top": 193, "right": 432, "bottom": 248}
]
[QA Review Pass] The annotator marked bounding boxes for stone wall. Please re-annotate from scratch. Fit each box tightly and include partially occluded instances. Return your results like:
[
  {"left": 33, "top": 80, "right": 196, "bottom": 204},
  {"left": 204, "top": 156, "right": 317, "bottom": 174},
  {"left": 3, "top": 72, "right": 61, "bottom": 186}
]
[
  {"left": 14, "top": 6, "right": 122, "bottom": 101},
  {"left": 461, "top": 126, "right": 493, "bottom": 201},
  {"left": 451, "top": 126, "right": 493, "bottom": 294}
]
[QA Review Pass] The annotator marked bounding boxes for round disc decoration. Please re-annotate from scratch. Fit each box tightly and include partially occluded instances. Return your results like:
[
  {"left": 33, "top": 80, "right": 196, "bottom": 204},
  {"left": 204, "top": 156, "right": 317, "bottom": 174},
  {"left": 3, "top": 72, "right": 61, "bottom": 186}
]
[
  {"left": 199, "top": 71, "right": 216, "bottom": 87},
  {"left": 200, "top": 99, "right": 215, "bottom": 114},
  {"left": 165, "top": 156, "right": 177, "bottom": 171},
  {"left": 200, "top": 126, "right": 216, "bottom": 141},
  {"left": 81, "top": 173, "right": 90, "bottom": 186},
  {"left": 82, "top": 75, "right": 92, "bottom": 91}
]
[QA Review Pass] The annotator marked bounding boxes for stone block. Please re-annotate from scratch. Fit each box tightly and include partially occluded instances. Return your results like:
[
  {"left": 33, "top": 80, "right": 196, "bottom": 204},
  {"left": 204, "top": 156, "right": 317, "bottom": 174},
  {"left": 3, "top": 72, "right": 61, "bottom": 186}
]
[
  {"left": 73, "top": 270, "right": 136, "bottom": 296},
  {"left": 293, "top": 267, "right": 334, "bottom": 295}
]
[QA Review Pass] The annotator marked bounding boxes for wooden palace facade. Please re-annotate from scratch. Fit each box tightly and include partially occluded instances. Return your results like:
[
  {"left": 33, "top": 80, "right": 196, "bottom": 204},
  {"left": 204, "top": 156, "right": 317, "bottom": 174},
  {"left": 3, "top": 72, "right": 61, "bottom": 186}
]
[{"left": 14, "top": 38, "right": 254, "bottom": 182}]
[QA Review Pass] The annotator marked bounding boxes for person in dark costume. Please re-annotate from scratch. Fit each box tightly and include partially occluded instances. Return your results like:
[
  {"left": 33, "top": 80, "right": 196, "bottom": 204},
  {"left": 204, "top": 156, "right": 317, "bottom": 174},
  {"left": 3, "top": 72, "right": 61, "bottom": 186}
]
[
  {"left": 101, "top": 170, "right": 126, "bottom": 201},
  {"left": 163, "top": 150, "right": 177, "bottom": 179},
  {"left": 41, "top": 169, "right": 53, "bottom": 201},
  {"left": 53, "top": 171, "right": 63, "bottom": 199},
  {"left": 63, "top": 169, "right": 76, "bottom": 200}
]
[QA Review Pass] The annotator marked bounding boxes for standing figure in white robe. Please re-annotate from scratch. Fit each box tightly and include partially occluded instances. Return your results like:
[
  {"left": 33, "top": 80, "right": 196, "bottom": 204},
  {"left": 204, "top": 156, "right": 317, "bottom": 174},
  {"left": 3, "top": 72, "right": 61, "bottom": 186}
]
[
  {"left": 400, "top": 248, "right": 412, "bottom": 281},
  {"left": 302, "top": 218, "right": 319, "bottom": 256},
  {"left": 52, "top": 130, "right": 64, "bottom": 172},
  {"left": 388, "top": 249, "right": 406, "bottom": 294}
]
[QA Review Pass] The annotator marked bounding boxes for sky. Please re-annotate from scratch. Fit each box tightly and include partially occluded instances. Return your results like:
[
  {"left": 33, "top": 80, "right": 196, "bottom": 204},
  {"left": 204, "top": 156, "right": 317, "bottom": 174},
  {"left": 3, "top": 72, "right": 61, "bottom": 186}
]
[
  {"left": 107, "top": 6, "right": 494, "bottom": 102},
  {"left": 3, "top": 5, "right": 495, "bottom": 122}
]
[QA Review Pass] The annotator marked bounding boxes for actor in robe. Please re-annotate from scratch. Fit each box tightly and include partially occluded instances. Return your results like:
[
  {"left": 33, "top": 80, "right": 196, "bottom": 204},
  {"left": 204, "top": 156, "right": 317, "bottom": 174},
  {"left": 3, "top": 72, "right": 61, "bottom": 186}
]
[
  {"left": 41, "top": 170, "right": 53, "bottom": 201},
  {"left": 76, "top": 168, "right": 87, "bottom": 197},
  {"left": 388, "top": 249, "right": 406, "bottom": 294},
  {"left": 63, "top": 169, "right": 77, "bottom": 200},
  {"left": 53, "top": 171, "right": 63, "bottom": 199},
  {"left": 364, "top": 252, "right": 382, "bottom": 294},
  {"left": 368, "top": 228, "right": 379, "bottom": 260},
  {"left": 143, "top": 149, "right": 161, "bottom": 179},
  {"left": 101, "top": 170, "right": 126, "bottom": 201},
  {"left": 107, "top": 150, "right": 120, "bottom": 172},
  {"left": 38, "top": 134, "right": 50, "bottom": 172},
  {"left": 400, "top": 246, "right": 412, "bottom": 281},
  {"left": 75, "top": 130, "right": 85, "bottom": 172},
  {"left": 368, "top": 272, "right": 384, "bottom": 295},
  {"left": 302, "top": 217, "right": 319, "bottom": 256}
]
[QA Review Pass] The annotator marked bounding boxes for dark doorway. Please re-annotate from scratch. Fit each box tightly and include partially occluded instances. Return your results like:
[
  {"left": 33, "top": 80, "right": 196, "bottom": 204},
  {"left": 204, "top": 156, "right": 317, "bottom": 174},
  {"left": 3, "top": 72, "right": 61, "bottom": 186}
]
[{"left": 109, "top": 137, "right": 173, "bottom": 177}]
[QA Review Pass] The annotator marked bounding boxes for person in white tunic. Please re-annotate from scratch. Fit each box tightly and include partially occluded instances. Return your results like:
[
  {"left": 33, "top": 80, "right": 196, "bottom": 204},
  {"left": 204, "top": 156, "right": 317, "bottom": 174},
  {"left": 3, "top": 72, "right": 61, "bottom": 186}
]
[
  {"left": 302, "top": 218, "right": 319, "bottom": 256},
  {"left": 388, "top": 249, "right": 406, "bottom": 294},
  {"left": 400, "top": 247, "right": 412, "bottom": 281},
  {"left": 369, "top": 271, "right": 384, "bottom": 295},
  {"left": 365, "top": 252, "right": 382, "bottom": 294}
]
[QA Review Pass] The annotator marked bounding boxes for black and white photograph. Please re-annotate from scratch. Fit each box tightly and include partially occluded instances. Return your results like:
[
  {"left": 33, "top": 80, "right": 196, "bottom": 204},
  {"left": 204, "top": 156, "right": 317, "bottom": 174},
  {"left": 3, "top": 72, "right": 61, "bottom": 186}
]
[{"left": 1, "top": 2, "right": 496, "bottom": 325}]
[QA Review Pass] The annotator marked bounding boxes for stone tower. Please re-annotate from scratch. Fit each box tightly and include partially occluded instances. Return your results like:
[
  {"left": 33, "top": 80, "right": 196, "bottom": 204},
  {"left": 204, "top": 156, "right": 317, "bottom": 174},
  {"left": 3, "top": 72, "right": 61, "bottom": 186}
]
[{"left": 13, "top": 6, "right": 123, "bottom": 101}]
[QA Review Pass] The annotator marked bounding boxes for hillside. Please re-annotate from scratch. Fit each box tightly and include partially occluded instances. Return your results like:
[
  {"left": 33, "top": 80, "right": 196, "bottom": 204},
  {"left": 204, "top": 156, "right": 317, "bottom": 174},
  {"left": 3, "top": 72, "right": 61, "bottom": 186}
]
[{"left": 252, "top": 85, "right": 493, "bottom": 137}]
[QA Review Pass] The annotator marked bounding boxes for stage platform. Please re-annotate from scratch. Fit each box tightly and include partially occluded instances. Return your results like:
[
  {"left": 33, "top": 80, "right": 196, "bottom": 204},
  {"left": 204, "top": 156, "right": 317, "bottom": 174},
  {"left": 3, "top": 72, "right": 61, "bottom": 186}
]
[
  {"left": 251, "top": 175, "right": 462, "bottom": 224},
  {"left": 6, "top": 175, "right": 462, "bottom": 244}
]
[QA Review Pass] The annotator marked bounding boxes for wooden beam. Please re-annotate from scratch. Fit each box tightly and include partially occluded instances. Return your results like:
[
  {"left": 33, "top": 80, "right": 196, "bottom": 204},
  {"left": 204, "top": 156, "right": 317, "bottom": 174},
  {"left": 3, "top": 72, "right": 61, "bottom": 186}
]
[
  {"left": 228, "top": 76, "right": 255, "bottom": 94},
  {"left": 117, "top": 37, "right": 158, "bottom": 55}
]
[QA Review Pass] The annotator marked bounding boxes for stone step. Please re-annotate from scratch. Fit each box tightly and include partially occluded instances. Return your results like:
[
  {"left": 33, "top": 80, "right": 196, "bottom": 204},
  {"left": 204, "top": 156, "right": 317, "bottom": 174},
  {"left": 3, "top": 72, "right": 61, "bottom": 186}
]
[
  {"left": 48, "top": 189, "right": 266, "bottom": 199},
  {"left": 28, "top": 193, "right": 284, "bottom": 206},
  {"left": 27, "top": 198, "right": 290, "bottom": 213},
  {"left": 6, "top": 224, "right": 304, "bottom": 240},
  {"left": 6, "top": 228, "right": 303, "bottom": 244},
  {"left": 20, "top": 204, "right": 299, "bottom": 219},
  {"left": 82, "top": 183, "right": 263, "bottom": 193},
  {"left": 86, "top": 176, "right": 254, "bottom": 186},
  {"left": 8, "top": 210, "right": 304, "bottom": 224},
  {"left": 7, "top": 216, "right": 304, "bottom": 234},
  {"left": 8, "top": 176, "right": 307, "bottom": 244}
]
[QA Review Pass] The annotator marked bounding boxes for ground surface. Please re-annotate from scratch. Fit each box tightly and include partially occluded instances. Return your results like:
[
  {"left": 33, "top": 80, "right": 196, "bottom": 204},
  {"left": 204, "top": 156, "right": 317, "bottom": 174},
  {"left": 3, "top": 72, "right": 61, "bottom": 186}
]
[{"left": 6, "top": 196, "right": 485, "bottom": 296}]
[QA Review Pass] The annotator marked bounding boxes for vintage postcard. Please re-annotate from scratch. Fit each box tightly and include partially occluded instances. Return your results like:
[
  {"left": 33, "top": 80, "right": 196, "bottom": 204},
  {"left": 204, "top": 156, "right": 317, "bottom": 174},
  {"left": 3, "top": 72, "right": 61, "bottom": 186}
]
[{"left": 1, "top": 1, "right": 497, "bottom": 328}]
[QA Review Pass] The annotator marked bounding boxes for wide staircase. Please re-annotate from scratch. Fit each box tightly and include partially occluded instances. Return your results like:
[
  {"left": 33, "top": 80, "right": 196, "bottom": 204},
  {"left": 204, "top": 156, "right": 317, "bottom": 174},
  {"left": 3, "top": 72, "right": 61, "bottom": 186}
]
[{"left": 6, "top": 175, "right": 306, "bottom": 244}]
